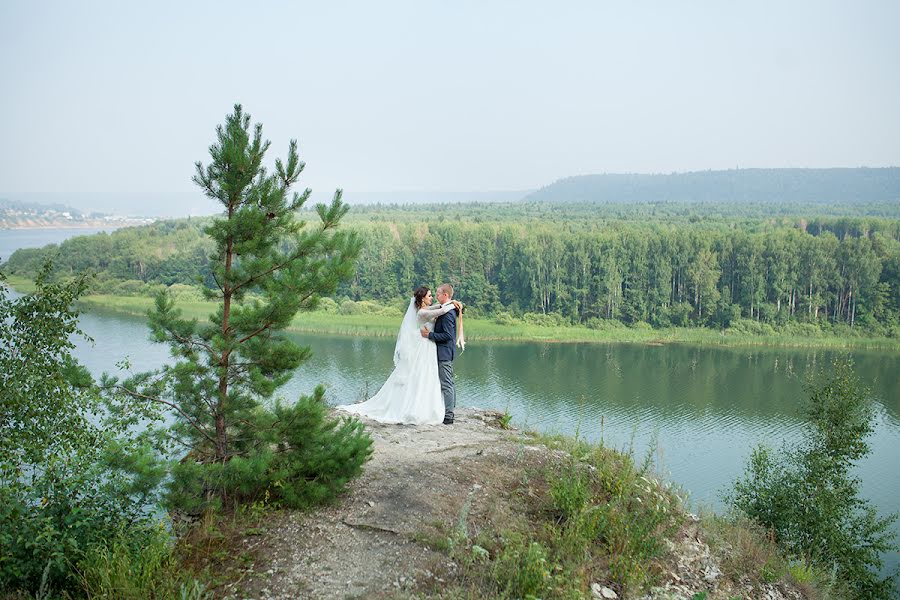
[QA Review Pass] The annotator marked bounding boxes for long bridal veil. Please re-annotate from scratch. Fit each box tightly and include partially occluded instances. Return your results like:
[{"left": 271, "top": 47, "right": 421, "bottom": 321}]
[{"left": 392, "top": 298, "right": 419, "bottom": 370}]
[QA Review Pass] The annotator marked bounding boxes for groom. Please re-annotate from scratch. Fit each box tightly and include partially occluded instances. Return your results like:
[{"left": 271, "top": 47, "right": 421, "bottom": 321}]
[{"left": 420, "top": 283, "right": 459, "bottom": 425}]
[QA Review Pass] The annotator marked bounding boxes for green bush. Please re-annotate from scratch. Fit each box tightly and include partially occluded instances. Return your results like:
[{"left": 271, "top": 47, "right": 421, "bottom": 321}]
[
  {"left": 166, "top": 387, "right": 372, "bottom": 514},
  {"left": 727, "top": 359, "right": 898, "bottom": 599},
  {"left": 493, "top": 311, "right": 519, "bottom": 326},
  {"left": 333, "top": 297, "right": 402, "bottom": 317},
  {"left": 111, "top": 279, "right": 151, "bottom": 296},
  {"left": 667, "top": 302, "right": 693, "bottom": 327},
  {"left": 585, "top": 317, "right": 627, "bottom": 331},
  {"left": 778, "top": 321, "right": 823, "bottom": 338},
  {"left": 727, "top": 318, "right": 777, "bottom": 336},
  {"left": 495, "top": 539, "right": 555, "bottom": 598},
  {"left": 316, "top": 296, "right": 339, "bottom": 313},
  {"left": 0, "top": 265, "right": 193, "bottom": 598}
]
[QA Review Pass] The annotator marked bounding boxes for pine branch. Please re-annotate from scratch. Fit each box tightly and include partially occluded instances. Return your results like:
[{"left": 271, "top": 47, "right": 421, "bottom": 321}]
[{"left": 115, "top": 385, "right": 218, "bottom": 448}]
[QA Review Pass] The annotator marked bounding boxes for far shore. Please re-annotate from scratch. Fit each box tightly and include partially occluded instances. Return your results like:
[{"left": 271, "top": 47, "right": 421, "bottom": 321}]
[
  {"left": 0, "top": 220, "right": 153, "bottom": 230},
  {"left": 5, "top": 276, "right": 897, "bottom": 351}
]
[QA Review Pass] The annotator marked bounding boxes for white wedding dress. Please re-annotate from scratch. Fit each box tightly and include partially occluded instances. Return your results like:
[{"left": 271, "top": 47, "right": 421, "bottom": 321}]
[{"left": 337, "top": 299, "right": 454, "bottom": 425}]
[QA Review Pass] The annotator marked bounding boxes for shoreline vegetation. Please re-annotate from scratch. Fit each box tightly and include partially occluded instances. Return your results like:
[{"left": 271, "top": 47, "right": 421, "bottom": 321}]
[{"left": 6, "top": 275, "right": 898, "bottom": 351}]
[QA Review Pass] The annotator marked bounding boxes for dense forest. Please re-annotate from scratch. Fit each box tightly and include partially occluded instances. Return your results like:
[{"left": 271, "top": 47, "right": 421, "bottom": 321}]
[
  {"left": 527, "top": 167, "right": 900, "bottom": 206},
  {"left": 3, "top": 201, "right": 899, "bottom": 336}
]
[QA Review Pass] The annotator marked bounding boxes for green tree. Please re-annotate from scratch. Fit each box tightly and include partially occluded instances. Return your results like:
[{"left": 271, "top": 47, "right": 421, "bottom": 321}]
[
  {"left": 687, "top": 243, "right": 721, "bottom": 321},
  {"left": 112, "top": 105, "right": 371, "bottom": 511},
  {"left": 727, "top": 359, "right": 898, "bottom": 599},
  {"left": 0, "top": 265, "right": 173, "bottom": 596}
]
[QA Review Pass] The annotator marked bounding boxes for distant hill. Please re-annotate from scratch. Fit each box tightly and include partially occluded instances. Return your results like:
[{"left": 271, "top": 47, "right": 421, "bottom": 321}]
[
  {"left": 0, "top": 198, "right": 85, "bottom": 216},
  {"left": 524, "top": 168, "right": 900, "bottom": 205},
  {"left": 0, "top": 197, "right": 154, "bottom": 229}
]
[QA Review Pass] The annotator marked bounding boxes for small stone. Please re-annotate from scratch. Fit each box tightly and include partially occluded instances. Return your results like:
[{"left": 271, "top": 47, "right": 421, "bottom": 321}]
[
  {"left": 591, "top": 582, "right": 618, "bottom": 599},
  {"left": 703, "top": 563, "right": 722, "bottom": 582},
  {"left": 367, "top": 500, "right": 375, "bottom": 507}
]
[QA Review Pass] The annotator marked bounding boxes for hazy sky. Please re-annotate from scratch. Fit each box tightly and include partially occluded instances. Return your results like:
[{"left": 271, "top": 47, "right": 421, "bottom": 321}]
[{"left": 2, "top": 1, "right": 899, "bottom": 214}]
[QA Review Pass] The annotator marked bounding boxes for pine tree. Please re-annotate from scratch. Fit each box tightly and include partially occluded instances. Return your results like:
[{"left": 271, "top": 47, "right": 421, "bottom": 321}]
[{"left": 114, "top": 105, "right": 371, "bottom": 510}]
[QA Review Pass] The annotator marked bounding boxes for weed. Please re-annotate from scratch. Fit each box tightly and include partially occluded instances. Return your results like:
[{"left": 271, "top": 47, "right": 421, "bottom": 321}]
[{"left": 77, "top": 524, "right": 207, "bottom": 600}]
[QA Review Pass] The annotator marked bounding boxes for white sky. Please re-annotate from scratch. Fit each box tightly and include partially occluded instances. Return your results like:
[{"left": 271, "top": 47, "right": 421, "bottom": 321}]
[{"left": 1, "top": 0, "right": 899, "bottom": 214}]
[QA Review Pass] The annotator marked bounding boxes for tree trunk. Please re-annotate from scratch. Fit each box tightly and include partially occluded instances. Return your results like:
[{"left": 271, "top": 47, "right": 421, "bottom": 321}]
[{"left": 216, "top": 207, "right": 235, "bottom": 462}]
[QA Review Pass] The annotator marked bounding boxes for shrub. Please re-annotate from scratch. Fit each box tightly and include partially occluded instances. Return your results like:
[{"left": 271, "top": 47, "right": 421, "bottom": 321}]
[
  {"left": 112, "top": 279, "right": 150, "bottom": 296},
  {"left": 585, "top": 317, "right": 627, "bottom": 331},
  {"left": 667, "top": 302, "right": 693, "bottom": 327},
  {"left": 545, "top": 441, "right": 683, "bottom": 594},
  {"left": 316, "top": 296, "right": 339, "bottom": 313},
  {"left": 166, "top": 387, "right": 372, "bottom": 514},
  {"left": 0, "top": 265, "right": 190, "bottom": 597},
  {"left": 493, "top": 311, "right": 519, "bottom": 326},
  {"left": 726, "top": 359, "right": 898, "bottom": 599},
  {"left": 779, "top": 321, "right": 823, "bottom": 338},
  {"left": 727, "top": 318, "right": 777, "bottom": 337},
  {"left": 340, "top": 299, "right": 375, "bottom": 315}
]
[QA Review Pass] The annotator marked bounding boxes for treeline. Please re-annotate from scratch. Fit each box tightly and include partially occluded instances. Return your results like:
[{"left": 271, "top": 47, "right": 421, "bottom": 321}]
[
  {"left": 342, "top": 220, "right": 899, "bottom": 333},
  {"left": 4, "top": 209, "right": 899, "bottom": 335},
  {"left": 527, "top": 167, "right": 900, "bottom": 205},
  {"left": 3, "top": 218, "right": 215, "bottom": 287}
]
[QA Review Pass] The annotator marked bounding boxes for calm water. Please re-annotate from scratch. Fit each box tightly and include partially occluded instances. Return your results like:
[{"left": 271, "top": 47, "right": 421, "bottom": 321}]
[
  {"left": 0, "top": 227, "right": 117, "bottom": 263},
  {"left": 5, "top": 229, "right": 900, "bottom": 575}
]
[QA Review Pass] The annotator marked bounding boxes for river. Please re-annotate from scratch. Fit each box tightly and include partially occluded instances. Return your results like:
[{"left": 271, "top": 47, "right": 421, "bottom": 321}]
[{"left": 3, "top": 228, "right": 900, "bottom": 575}]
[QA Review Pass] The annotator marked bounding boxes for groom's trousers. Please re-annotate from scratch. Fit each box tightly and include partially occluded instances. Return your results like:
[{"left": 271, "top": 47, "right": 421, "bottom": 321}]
[{"left": 438, "top": 360, "right": 455, "bottom": 421}]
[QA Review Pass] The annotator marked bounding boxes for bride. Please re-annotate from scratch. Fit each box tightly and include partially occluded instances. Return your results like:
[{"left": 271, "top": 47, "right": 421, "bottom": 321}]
[{"left": 338, "top": 286, "right": 461, "bottom": 425}]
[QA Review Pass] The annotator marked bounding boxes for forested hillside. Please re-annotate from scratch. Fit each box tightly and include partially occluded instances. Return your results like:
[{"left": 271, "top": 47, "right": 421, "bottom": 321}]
[
  {"left": 4, "top": 203, "right": 899, "bottom": 336},
  {"left": 526, "top": 168, "right": 900, "bottom": 207}
]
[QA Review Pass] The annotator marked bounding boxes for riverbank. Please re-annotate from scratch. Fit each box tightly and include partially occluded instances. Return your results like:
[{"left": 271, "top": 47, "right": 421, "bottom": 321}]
[
  {"left": 4, "top": 276, "right": 898, "bottom": 350},
  {"left": 195, "top": 408, "right": 825, "bottom": 599}
]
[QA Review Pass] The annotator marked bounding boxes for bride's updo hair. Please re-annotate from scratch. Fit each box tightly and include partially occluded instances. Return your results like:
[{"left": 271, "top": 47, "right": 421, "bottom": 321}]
[{"left": 413, "top": 286, "right": 430, "bottom": 308}]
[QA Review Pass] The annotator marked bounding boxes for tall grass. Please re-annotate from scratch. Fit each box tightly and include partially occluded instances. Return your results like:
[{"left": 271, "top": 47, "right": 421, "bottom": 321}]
[{"left": 76, "top": 526, "right": 207, "bottom": 600}]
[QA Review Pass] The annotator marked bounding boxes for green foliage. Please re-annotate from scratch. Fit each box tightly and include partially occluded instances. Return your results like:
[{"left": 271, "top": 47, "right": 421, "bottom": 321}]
[
  {"left": 701, "top": 513, "right": 853, "bottom": 598},
  {"left": 6, "top": 202, "right": 899, "bottom": 337},
  {"left": 435, "top": 435, "right": 683, "bottom": 599},
  {"left": 0, "top": 264, "right": 191, "bottom": 597},
  {"left": 76, "top": 526, "right": 208, "bottom": 600},
  {"left": 547, "top": 443, "right": 684, "bottom": 593},
  {"left": 727, "top": 359, "right": 898, "bottom": 599},
  {"left": 164, "top": 389, "right": 372, "bottom": 513},
  {"left": 106, "top": 105, "right": 369, "bottom": 513},
  {"left": 493, "top": 539, "right": 558, "bottom": 599}
]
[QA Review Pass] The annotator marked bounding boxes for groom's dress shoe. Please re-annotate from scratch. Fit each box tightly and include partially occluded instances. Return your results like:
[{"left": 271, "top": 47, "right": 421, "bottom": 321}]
[{"left": 442, "top": 417, "right": 454, "bottom": 425}]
